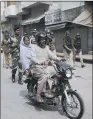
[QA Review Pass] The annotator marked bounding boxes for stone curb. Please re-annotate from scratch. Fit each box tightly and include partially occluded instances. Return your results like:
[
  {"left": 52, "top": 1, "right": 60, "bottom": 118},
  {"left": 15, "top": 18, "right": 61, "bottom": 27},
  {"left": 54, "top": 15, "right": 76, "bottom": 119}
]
[{"left": 56, "top": 52, "right": 93, "bottom": 64}]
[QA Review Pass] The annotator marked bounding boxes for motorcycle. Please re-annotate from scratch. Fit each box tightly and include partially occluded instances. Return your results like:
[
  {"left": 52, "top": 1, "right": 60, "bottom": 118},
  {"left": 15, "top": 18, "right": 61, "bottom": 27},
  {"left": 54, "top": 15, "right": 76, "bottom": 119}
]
[{"left": 24, "top": 60, "right": 84, "bottom": 119}]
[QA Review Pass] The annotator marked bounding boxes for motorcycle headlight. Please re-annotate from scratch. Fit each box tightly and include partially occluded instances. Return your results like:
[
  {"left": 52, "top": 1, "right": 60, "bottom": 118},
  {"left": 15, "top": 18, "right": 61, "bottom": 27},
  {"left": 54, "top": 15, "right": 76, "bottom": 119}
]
[{"left": 65, "top": 69, "right": 72, "bottom": 78}]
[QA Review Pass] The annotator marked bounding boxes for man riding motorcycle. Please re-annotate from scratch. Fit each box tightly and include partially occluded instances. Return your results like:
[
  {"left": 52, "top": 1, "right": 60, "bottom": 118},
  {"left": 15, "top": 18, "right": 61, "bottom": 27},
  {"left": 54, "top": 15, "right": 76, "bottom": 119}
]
[{"left": 30, "top": 31, "right": 61, "bottom": 103}]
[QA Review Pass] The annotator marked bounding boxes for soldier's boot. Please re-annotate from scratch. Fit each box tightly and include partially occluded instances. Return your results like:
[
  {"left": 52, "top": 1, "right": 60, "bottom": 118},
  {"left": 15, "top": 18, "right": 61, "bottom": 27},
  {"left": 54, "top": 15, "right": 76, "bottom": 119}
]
[
  {"left": 12, "top": 73, "right": 15, "bottom": 83},
  {"left": 12, "top": 69, "right": 17, "bottom": 83},
  {"left": 18, "top": 72, "right": 23, "bottom": 85}
]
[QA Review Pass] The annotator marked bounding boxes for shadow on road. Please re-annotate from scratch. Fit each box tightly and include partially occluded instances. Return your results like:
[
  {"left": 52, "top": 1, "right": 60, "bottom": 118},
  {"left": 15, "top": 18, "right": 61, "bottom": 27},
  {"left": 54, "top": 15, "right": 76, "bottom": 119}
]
[
  {"left": 27, "top": 96, "right": 65, "bottom": 116},
  {"left": 19, "top": 89, "right": 65, "bottom": 117},
  {"left": 19, "top": 90, "right": 28, "bottom": 99}
]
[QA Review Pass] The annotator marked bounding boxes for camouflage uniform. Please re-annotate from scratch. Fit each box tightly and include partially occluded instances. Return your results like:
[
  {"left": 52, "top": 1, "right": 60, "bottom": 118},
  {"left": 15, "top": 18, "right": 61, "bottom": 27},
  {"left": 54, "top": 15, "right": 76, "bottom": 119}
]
[{"left": 10, "top": 35, "right": 22, "bottom": 83}]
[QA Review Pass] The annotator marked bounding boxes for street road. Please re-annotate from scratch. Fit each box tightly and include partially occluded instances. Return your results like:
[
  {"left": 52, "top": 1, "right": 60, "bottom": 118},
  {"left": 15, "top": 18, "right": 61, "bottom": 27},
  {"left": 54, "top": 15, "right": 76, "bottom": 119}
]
[{"left": 1, "top": 53, "right": 92, "bottom": 119}]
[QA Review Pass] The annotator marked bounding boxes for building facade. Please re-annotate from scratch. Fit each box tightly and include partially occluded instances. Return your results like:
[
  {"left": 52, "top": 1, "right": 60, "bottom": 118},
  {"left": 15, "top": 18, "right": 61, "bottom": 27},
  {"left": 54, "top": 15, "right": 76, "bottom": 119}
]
[
  {"left": 1, "top": 1, "right": 50, "bottom": 36},
  {"left": 1, "top": 1, "right": 22, "bottom": 35},
  {"left": 21, "top": 2, "right": 49, "bottom": 35},
  {"left": 1, "top": 1, "right": 92, "bottom": 54},
  {"left": 45, "top": 2, "right": 92, "bottom": 54}
]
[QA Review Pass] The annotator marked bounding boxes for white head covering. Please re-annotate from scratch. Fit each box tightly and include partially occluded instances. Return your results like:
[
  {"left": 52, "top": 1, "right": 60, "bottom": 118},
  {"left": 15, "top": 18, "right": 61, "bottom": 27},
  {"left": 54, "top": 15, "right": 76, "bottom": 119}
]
[
  {"left": 20, "top": 36, "right": 31, "bottom": 48},
  {"left": 20, "top": 36, "right": 32, "bottom": 71}
]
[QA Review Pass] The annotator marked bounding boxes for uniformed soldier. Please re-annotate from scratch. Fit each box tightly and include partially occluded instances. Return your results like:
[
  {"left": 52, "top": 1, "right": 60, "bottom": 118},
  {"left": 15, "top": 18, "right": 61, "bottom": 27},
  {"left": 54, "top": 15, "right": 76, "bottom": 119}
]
[
  {"left": 10, "top": 26, "right": 23, "bottom": 84},
  {"left": 63, "top": 31, "right": 75, "bottom": 70},
  {"left": 1, "top": 30, "right": 11, "bottom": 68},
  {"left": 73, "top": 33, "right": 85, "bottom": 68}
]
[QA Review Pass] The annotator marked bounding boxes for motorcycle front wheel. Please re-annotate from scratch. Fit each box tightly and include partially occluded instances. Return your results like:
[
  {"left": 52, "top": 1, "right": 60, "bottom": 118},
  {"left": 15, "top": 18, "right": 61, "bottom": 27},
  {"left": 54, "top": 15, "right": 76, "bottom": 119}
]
[{"left": 61, "top": 91, "right": 84, "bottom": 119}]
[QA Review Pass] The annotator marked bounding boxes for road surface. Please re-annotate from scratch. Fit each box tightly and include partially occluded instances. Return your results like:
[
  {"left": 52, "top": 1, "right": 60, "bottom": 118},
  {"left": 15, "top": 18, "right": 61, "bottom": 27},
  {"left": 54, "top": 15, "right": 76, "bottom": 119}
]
[{"left": 1, "top": 53, "right": 92, "bottom": 119}]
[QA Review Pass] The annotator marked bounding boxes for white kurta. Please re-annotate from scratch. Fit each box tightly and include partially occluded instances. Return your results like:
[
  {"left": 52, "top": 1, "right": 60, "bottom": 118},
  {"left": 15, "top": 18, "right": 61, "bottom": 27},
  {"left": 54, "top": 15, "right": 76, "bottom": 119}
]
[
  {"left": 30, "top": 45, "right": 61, "bottom": 79},
  {"left": 30, "top": 45, "right": 61, "bottom": 96},
  {"left": 31, "top": 45, "right": 60, "bottom": 64},
  {"left": 20, "top": 45, "right": 32, "bottom": 72}
]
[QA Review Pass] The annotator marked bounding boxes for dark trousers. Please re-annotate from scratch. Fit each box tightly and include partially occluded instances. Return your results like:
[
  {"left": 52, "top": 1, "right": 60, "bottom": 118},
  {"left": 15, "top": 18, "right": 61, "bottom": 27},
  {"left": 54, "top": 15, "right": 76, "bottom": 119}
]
[
  {"left": 12, "top": 68, "right": 17, "bottom": 79},
  {"left": 12, "top": 68, "right": 22, "bottom": 80}
]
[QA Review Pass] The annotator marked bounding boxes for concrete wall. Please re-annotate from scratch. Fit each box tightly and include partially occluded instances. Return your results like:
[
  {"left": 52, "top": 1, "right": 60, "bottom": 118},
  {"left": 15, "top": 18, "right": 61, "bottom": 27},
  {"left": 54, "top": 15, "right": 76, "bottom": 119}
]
[
  {"left": 88, "top": 28, "right": 93, "bottom": 51},
  {"left": 31, "top": 19, "right": 45, "bottom": 31},
  {"left": 7, "top": 1, "right": 16, "bottom": 6},
  {"left": 31, "top": 4, "right": 49, "bottom": 17},
  {"left": 22, "top": 4, "right": 48, "bottom": 34},
  {"left": 53, "top": 29, "right": 65, "bottom": 53},
  {"left": 23, "top": 18, "right": 45, "bottom": 35},
  {"left": 1, "top": 17, "right": 22, "bottom": 36},
  {"left": 61, "top": 6, "right": 84, "bottom": 22},
  {"left": 47, "top": 2, "right": 84, "bottom": 13},
  {"left": 60, "top": 2, "right": 84, "bottom": 11},
  {"left": 23, "top": 25, "right": 31, "bottom": 35},
  {"left": 1, "top": 2, "right": 5, "bottom": 16}
]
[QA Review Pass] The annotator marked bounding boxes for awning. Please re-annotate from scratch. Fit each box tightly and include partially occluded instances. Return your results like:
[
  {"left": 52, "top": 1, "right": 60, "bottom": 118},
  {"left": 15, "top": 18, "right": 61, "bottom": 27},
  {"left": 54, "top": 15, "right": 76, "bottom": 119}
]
[
  {"left": 22, "top": 14, "right": 45, "bottom": 25},
  {"left": 73, "top": 9, "right": 93, "bottom": 27},
  {"left": 45, "top": 23, "right": 66, "bottom": 30},
  {"left": 22, "top": 2, "right": 50, "bottom": 9}
]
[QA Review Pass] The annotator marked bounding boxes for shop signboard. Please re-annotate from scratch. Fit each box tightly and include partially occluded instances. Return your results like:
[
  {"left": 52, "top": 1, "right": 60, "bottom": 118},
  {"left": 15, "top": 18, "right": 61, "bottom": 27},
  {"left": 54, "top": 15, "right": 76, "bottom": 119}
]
[{"left": 45, "top": 9, "right": 62, "bottom": 25}]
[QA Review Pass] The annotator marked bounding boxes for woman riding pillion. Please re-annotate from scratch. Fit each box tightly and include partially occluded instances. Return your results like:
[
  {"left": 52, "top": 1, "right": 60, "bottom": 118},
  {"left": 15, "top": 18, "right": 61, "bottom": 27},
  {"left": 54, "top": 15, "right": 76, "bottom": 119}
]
[
  {"left": 20, "top": 30, "right": 38, "bottom": 83},
  {"left": 20, "top": 35, "right": 32, "bottom": 81}
]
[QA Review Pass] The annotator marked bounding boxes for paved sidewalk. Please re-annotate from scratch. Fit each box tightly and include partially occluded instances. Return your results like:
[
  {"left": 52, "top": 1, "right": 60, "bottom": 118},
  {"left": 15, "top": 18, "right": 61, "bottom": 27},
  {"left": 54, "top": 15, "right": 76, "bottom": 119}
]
[{"left": 57, "top": 52, "right": 93, "bottom": 64}]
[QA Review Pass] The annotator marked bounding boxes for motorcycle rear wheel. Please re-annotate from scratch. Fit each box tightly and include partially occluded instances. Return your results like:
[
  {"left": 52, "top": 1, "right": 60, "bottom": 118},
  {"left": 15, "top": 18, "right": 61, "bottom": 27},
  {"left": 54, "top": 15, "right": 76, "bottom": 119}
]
[{"left": 61, "top": 91, "right": 84, "bottom": 119}]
